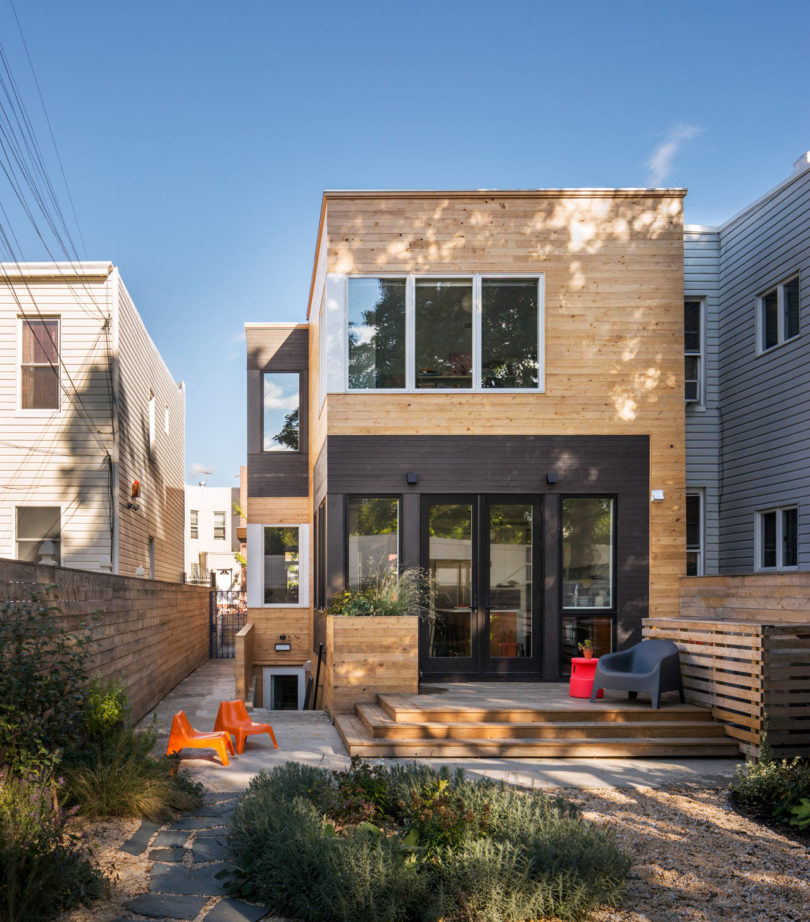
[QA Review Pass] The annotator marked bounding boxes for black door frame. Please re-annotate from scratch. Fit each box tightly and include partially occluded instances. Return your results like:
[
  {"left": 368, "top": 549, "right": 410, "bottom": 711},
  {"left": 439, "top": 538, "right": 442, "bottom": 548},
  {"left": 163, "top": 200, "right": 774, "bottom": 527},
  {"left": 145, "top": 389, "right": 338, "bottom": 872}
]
[{"left": 419, "top": 493, "right": 544, "bottom": 680}]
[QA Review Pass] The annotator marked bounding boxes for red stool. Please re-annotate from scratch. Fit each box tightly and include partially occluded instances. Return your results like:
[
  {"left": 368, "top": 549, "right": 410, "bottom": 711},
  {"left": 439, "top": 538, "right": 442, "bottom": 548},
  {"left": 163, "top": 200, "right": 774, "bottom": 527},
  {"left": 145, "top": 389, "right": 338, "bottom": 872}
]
[{"left": 569, "top": 657, "right": 603, "bottom": 699}]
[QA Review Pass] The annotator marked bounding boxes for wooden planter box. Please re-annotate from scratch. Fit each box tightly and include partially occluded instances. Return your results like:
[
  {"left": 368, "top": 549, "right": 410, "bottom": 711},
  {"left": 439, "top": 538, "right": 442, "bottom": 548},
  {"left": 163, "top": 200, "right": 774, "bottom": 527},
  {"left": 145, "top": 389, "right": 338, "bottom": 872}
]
[{"left": 323, "top": 615, "right": 419, "bottom": 715}]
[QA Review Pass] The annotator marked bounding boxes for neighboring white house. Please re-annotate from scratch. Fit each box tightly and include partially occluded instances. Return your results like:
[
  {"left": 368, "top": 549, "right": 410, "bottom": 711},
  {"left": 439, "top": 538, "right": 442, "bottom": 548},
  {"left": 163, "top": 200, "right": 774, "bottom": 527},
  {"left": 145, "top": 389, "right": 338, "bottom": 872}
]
[
  {"left": 184, "top": 483, "right": 241, "bottom": 589},
  {"left": 0, "top": 262, "right": 186, "bottom": 579}
]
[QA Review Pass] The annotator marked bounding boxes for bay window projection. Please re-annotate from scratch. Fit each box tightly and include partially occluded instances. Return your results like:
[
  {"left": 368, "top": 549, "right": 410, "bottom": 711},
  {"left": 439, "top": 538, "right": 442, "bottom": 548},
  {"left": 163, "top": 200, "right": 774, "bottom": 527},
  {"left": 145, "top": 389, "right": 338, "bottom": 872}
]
[
  {"left": 263, "top": 526, "right": 300, "bottom": 604},
  {"left": 415, "top": 279, "right": 473, "bottom": 389},
  {"left": 481, "top": 279, "right": 539, "bottom": 388},
  {"left": 263, "top": 373, "right": 299, "bottom": 451},
  {"left": 20, "top": 318, "right": 59, "bottom": 410},
  {"left": 347, "top": 497, "right": 399, "bottom": 590},
  {"left": 348, "top": 279, "right": 406, "bottom": 389},
  {"left": 561, "top": 497, "right": 614, "bottom": 609}
]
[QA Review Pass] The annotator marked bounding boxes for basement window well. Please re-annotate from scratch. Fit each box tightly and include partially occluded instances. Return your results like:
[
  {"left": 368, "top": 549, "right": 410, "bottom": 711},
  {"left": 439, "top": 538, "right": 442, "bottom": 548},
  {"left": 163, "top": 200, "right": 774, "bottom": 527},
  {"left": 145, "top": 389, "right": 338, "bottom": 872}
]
[{"left": 262, "top": 667, "right": 306, "bottom": 710}]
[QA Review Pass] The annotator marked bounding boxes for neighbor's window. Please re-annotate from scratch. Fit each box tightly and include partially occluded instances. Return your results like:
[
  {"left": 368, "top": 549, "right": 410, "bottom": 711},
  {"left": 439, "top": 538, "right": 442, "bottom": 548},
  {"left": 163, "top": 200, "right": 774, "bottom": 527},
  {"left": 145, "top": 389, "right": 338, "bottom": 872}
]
[
  {"left": 16, "top": 507, "right": 61, "bottom": 564},
  {"left": 684, "top": 299, "right": 702, "bottom": 402},
  {"left": 757, "top": 507, "right": 798, "bottom": 570},
  {"left": 760, "top": 276, "right": 800, "bottom": 351},
  {"left": 481, "top": 279, "right": 539, "bottom": 388},
  {"left": 148, "top": 392, "right": 156, "bottom": 457},
  {"left": 686, "top": 491, "right": 703, "bottom": 575},
  {"left": 263, "top": 526, "right": 300, "bottom": 604},
  {"left": 20, "top": 317, "right": 59, "bottom": 410},
  {"left": 415, "top": 279, "right": 473, "bottom": 389},
  {"left": 348, "top": 278, "right": 406, "bottom": 389},
  {"left": 164, "top": 405, "right": 170, "bottom": 435},
  {"left": 347, "top": 497, "right": 399, "bottom": 590},
  {"left": 190, "top": 509, "right": 199, "bottom": 539},
  {"left": 263, "top": 373, "right": 299, "bottom": 451},
  {"left": 562, "top": 497, "right": 614, "bottom": 609},
  {"left": 213, "top": 511, "right": 226, "bottom": 541}
]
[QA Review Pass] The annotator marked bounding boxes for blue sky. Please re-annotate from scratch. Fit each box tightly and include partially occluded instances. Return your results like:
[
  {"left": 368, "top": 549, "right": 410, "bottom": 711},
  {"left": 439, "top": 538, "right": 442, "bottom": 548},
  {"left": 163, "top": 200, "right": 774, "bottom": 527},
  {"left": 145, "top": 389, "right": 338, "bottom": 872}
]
[{"left": 2, "top": 0, "right": 809, "bottom": 485}]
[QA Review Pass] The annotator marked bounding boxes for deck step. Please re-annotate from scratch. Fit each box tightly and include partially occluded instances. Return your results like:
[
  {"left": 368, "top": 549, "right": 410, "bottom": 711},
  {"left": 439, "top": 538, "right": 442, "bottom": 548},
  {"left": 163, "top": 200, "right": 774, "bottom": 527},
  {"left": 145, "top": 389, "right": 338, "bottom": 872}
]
[
  {"left": 335, "top": 714, "right": 740, "bottom": 759},
  {"left": 356, "top": 703, "right": 732, "bottom": 741}
]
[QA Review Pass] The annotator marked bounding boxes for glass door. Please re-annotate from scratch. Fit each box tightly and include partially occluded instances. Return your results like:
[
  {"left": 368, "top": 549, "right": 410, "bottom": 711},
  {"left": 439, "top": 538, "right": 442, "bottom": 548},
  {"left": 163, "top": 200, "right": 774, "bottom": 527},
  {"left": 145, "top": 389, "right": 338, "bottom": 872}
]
[{"left": 420, "top": 496, "right": 541, "bottom": 678}]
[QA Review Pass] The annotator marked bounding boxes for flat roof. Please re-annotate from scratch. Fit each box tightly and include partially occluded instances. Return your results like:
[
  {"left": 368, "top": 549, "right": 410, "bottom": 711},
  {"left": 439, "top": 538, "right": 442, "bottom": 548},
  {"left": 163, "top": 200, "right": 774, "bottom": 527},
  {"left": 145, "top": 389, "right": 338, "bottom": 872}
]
[{"left": 322, "top": 187, "right": 687, "bottom": 199}]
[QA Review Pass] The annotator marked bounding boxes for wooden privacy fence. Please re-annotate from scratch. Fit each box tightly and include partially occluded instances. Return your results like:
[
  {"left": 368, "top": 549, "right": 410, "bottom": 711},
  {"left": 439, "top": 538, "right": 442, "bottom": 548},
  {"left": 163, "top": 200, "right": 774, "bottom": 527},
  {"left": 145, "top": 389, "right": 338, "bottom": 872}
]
[
  {"left": 0, "top": 557, "right": 210, "bottom": 722},
  {"left": 644, "top": 617, "right": 810, "bottom": 757}
]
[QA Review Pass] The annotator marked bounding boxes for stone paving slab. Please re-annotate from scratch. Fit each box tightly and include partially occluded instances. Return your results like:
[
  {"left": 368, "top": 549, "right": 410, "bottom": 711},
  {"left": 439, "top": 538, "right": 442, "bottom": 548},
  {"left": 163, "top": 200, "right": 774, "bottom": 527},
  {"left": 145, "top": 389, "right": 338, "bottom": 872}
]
[
  {"left": 171, "top": 815, "right": 228, "bottom": 830},
  {"left": 148, "top": 846, "right": 187, "bottom": 862},
  {"left": 126, "top": 892, "right": 209, "bottom": 919},
  {"left": 192, "top": 836, "right": 233, "bottom": 862},
  {"left": 195, "top": 827, "right": 232, "bottom": 838},
  {"left": 150, "top": 861, "right": 232, "bottom": 896},
  {"left": 120, "top": 819, "right": 162, "bottom": 855},
  {"left": 202, "top": 897, "right": 268, "bottom": 921},
  {"left": 152, "top": 829, "right": 190, "bottom": 848}
]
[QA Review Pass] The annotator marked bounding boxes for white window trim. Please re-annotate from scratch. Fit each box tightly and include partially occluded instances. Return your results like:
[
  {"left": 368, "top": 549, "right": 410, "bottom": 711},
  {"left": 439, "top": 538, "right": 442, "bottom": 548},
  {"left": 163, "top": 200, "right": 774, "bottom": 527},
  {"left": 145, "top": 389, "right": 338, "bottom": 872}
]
[
  {"left": 754, "top": 505, "right": 798, "bottom": 571},
  {"left": 342, "top": 273, "right": 546, "bottom": 395},
  {"left": 684, "top": 298, "right": 704, "bottom": 407},
  {"left": 262, "top": 666, "right": 307, "bottom": 709},
  {"left": 213, "top": 511, "right": 227, "bottom": 541},
  {"left": 17, "top": 315, "right": 62, "bottom": 414},
  {"left": 14, "top": 503, "right": 63, "bottom": 566},
  {"left": 757, "top": 274, "right": 800, "bottom": 354},
  {"left": 686, "top": 489, "right": 704, "bottom": 575},
  {"left": 247, "top": 523, "right": 310, "bottom": 608},
  {"left": 189, "top": 509, "right": 199, "bottom": 540},
  {"left": 148, "top": 391, "right": 156, "bottom": 457}
]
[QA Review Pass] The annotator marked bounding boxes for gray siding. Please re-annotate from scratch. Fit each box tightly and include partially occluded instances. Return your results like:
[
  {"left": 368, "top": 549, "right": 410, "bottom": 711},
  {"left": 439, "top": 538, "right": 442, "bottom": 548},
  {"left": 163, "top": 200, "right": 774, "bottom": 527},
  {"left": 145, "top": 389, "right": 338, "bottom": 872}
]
[
  {"left": 716, "top": 163, "right": 810, "bottom": 572},
  {"left": 684, "top": 228, "right": 721, "bottom": 573}
]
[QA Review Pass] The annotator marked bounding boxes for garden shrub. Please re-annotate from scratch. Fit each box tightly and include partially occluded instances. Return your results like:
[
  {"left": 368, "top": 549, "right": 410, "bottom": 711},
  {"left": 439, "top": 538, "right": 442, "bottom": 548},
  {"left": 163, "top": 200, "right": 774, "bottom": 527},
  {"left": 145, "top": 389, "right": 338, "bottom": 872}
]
[
  {"left": 81, "top": 678, "right": 131, "bottom": 741},
  {"left": 0, "top": 768, "right": 105, "bottom": 922},
  {"left": 225, "top": 761, "right": 629, "bottom": 922},
  {"left": 730, "top": 744, "right": 810, "bottom": 836}
]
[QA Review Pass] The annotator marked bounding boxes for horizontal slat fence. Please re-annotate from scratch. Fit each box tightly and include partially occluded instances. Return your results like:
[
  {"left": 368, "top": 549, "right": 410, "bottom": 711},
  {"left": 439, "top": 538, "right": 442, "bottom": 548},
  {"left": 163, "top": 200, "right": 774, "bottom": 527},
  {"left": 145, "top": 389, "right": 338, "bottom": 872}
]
[
  {"left": 762, "top": 625, "right": 810, "bottom": 756},
  {"left": 0, "top": 557, "right": 210, "bottom": 722}
]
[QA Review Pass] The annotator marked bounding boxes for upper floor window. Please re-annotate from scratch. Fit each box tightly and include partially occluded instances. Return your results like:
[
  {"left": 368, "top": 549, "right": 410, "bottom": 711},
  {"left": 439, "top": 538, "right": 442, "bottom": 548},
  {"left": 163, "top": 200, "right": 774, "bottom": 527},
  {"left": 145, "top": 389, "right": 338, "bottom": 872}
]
[
  {"left": 213, "top": 511, "right": 226, "bottom": 540},
  {"left": 757, "top": 506, "right": 798, "bottom": 570},
  {"left": 164, "top": 405, "right": 170, "bottom": 435},
  {"left": 20, "top": 317, "right": 59, "bottom": 410},
  {"left": 759, "top": 275, "right": 800, "bottom": 351},
  {"left": 684, "top": 299, "right": 702, "bottom": 403},
  {"left": 345, "top": 275, "right": 543, "bottom": 392},
  {"left": 148, "top": 392, "right": 156, "bottom": 457},
  {"left": 16, "top": 506, "right": 61, "bottom": 564},
  {"left": 263, "top": 373, "right": 299, "bottom": 451},
  {"left": 190, "top": 509, "right": 199, "bottom": 539}
]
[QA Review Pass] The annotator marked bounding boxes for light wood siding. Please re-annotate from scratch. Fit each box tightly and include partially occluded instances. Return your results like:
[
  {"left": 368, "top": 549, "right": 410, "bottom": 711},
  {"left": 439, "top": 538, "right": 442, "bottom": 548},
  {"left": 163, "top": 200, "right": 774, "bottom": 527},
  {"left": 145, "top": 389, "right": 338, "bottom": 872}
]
[
  {"left": 116, "top": 275, "right": 185, "bottom": 580},
  {"left": 0, "top": 266, "right": 116, "bottom": 571},
  {"left": 684, "top": 228, "right": 721, "bottom": 573},
  {"left": 319, "top": 192, "right": 686, "bottom": 619},
  {"left": 716, "top": 167, "right": 810, "bottom": 572}
]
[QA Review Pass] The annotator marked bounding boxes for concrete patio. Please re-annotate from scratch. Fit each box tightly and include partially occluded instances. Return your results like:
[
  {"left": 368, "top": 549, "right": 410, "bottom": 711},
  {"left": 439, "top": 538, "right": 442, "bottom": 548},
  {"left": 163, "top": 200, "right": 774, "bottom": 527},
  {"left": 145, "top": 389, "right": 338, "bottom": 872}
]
[{"left": 140, "top": 659, "right": 741, "bottom": 792}]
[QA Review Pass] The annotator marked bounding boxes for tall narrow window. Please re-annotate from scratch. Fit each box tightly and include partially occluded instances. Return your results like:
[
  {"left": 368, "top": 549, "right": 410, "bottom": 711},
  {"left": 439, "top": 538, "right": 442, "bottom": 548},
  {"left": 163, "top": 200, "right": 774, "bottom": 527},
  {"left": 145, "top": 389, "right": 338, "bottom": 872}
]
[
  {"left": 148, "top": 537, "right": 155, "bottom": 579},
  {"left": 760, "top": 276, "right": 800, "bottom": 350},
  {"left": 263, "top": 373, "right": 299, "bottom": 451},
  {"left": 348, "top": 278, "right": 406, "bottom": 389},
  {"left": 20, "top": 318, "right": 59, "bottom": 410},
  {"left": 164, "top": 405, "right": 170, "bottom": 435},
  {"left": 686, "top": 491, "right": 703, "bottom": 575},
  {"left": 16, "top": 507, "right": 61, "bottom": 564},
  {"left": 213, "top": 511, "right": 226, "bottom": 540},
  {"left": 148, "top": 392, "right": 156, "bottom": 457},
  {"left": 562, "top": 498, "right": 614, "bottom": 609},
  {"left": 481, "top": 279, "right": 539, "bottom": 389},
  {"left": 190, "top": 510, "right": 199, "bottom": 539},
  {"left": 347, "top": 497, "right": 399, "bottom": 590},
  {"left": 263, "top": 526, "right": 300, "bottom": 604},
  {"left": 757, "top": 507, "right": 798, "bottom": 570},
  {"left": 415, "top": 280, "right": 473, "bottom": 389},
  {"left": 684, "top": 299, "right": 702, "bottom": 403}
]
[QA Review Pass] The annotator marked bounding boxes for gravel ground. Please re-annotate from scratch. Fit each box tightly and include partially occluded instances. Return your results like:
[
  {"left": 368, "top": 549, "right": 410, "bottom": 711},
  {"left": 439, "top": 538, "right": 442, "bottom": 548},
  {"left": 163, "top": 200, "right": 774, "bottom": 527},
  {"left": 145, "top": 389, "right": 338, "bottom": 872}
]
[{"left": 57, "top": 784, "right": 809, "bottom": 922}]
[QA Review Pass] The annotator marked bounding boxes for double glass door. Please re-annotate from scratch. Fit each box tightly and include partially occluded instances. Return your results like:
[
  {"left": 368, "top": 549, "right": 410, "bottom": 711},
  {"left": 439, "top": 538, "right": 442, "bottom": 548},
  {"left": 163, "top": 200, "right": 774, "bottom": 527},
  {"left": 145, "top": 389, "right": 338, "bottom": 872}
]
[{"left": 420, "top": 495, "right": 541, "bottom": 677}]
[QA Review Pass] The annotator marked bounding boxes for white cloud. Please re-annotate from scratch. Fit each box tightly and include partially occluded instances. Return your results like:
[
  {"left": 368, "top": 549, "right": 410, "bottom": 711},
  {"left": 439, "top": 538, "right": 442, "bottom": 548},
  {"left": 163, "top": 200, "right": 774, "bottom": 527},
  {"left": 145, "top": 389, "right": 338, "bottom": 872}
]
[
  {"left": 263, "top": 379, "right": 298, "bottom": 412},
  {"left": 191, "top": 461, "right": 214, "bottom": 477},
  {"left": 647, "top": 125, "right": 703, "bottom": 186}
]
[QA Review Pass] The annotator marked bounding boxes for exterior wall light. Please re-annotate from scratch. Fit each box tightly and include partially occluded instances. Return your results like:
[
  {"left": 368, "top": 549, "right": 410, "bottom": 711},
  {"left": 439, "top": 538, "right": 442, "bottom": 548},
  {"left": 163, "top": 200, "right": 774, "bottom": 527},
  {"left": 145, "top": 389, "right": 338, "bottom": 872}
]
[{"left": 651, "top": 490, "right": 665, "bottom": 502}]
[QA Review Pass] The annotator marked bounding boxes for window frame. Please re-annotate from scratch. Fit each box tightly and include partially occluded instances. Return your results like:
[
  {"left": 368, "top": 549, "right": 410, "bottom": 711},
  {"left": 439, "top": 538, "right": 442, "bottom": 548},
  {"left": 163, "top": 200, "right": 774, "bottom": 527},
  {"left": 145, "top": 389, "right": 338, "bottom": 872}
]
[
  {"left": 343, "top": 273, "right": 545, "bottom": 394},
  {"left": 344, "top": 494, "right": 402, "bottom": 590},
  {"left": 18, "top": 316, "right": 61, "bottom": 413},
  {"left": 15, "top": 504, "right": 62, "bottom": 565},
  {"left": 684, "top": 298, "right": 704, "bottom": 405},
  {"left": 559, "top": 494, "right": 617, "bottom": 613},
  {"left": 755, "top": 505, "right": 798, "bottom": 571},
  {"left": 757, "top": 274, "right": 800, "bottom": 353},
  {"left": 148, "top": 392, "right": 156, "bottom": 458},
  {"left": 261, "top": 371, "right": 301, "bottom": 454},
  {"left": 686, "top": 489, "right": 704, "bottom": 576},
  {"left": 189, "top": 509, "right": 199, "bottom": 540},
  {"left": 246, "top": 523, "right": 310, "bottom": 608},
  {"left": 213, "top": 511, "right": 226, "bottom": 541}
]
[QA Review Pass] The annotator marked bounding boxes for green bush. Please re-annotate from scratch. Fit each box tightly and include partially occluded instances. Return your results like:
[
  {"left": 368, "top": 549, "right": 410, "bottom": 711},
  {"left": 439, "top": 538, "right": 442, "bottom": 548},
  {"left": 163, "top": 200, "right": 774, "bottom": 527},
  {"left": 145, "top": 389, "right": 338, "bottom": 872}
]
[
  {"left": 82, "top": 679, "right": 131, "bottom": 741},
  {"left": 730, "top": 743, "right": 810, "bottom": 834},
  {"left": 0, "top": 589, "right": 96, "bottom": 770},
  {"left": 225, "top": 761, "right": 629, "bottom": 922},
  {"left": 325, "top": 568, "right": 431, "bottom": 618},
  {"left": 0, "top": 769, "right": 106, "bottom": 922}
]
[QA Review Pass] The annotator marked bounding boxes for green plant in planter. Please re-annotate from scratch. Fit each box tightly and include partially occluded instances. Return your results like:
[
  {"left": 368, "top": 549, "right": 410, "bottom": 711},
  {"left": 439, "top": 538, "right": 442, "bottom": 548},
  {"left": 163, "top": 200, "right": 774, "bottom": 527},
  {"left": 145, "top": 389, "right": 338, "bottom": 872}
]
[{"left": 325, "top": 567, "right": 431, "bottom": 619}]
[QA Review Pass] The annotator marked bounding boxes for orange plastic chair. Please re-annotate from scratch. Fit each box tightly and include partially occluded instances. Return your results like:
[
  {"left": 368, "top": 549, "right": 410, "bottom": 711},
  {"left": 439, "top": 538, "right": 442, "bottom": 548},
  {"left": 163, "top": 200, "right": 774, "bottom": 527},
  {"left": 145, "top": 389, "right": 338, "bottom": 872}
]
[
  {"left": 166, "top": 710, "right": 235, "bottom": 766},
  {"left": 214, "top": 699, "right": 278, "bottom": 754}
]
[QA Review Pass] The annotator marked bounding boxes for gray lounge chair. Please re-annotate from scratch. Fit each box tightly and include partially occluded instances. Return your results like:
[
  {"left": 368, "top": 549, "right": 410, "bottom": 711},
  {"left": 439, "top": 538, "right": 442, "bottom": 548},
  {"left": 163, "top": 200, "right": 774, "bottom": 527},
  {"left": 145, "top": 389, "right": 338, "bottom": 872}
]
[{"left": 590, "top": 639, "right": 684, "bottom": 709}]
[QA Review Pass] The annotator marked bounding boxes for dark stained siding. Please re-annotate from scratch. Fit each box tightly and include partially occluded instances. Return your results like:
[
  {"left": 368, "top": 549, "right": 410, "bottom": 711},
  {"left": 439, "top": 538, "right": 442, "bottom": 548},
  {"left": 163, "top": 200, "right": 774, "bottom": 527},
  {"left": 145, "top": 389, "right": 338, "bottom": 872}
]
[{"left": 246, "top": 327, "right": 309, "bottom": 497}]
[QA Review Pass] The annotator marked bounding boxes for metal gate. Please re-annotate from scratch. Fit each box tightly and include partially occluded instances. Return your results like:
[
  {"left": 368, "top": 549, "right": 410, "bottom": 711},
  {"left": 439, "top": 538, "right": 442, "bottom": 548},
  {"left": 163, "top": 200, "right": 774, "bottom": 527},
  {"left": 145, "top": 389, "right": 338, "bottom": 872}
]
[{"left": 210, "top": 590, "right": 247, "bottom": 658}]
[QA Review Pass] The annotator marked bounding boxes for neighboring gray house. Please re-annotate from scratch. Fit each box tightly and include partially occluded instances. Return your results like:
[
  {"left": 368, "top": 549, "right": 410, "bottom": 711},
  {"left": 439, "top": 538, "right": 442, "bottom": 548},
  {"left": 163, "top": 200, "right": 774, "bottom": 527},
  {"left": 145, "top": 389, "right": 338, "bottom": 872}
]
[{"left": 685, "top": 152, "right": 810, "bottom": 575}]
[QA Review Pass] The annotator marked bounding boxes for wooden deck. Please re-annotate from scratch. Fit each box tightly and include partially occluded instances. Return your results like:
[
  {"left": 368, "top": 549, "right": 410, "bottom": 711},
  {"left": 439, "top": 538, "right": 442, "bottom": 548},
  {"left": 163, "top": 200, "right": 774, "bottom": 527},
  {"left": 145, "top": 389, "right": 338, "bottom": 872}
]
[{"left": 333, "top": 683, "right": 740, "bottom": 758}]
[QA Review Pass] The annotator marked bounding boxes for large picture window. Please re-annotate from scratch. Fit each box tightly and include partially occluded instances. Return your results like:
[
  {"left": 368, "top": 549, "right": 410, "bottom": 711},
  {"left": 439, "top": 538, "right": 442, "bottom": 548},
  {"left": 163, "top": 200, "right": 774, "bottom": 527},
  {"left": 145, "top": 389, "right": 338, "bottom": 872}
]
[
  {"left": 263, "top": 526, "right": 300, "bottom": 604},
  {"left": 263, "top": 373, "right": 299, "bottom": 452},
  {"left": 20, "top": 318, "right": 59, "bottom": 410},
  {"left": 347, "top": 497, "right": 399, "bottom": 589},
  {"left": 16, "top": 507, "right": 61, "bottom": 564},
  {"left": 348, "top": 279, "right": 406, "bottom": 389},
  {"left": 415, "top": 280, "right": 473, "bottom": 389},
  {"left": 561, "top": 497, "right": 614, "bottom": 609},
  {"left": 481, "top": 279, "right": 539, "bottom": 388}
]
